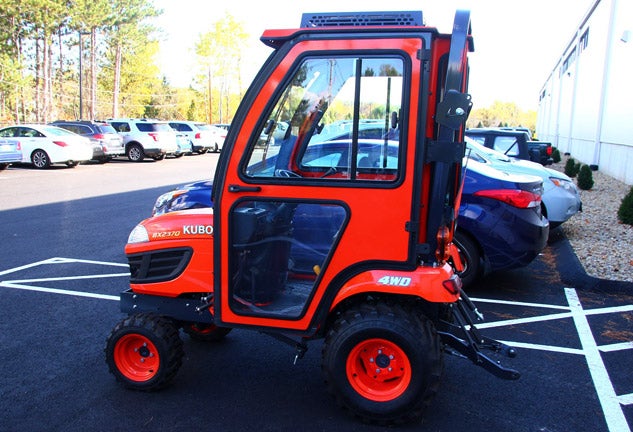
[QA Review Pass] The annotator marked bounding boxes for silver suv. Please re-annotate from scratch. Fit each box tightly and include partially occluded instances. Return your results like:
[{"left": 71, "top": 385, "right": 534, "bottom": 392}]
[
  {"left": 168, "top": 121, "right": 223, "bottom": 153},
  {"left": 49, "top": 120, "right": 124, "bottom": 163},
  {"left": 108, "top": 118, "right": 178, "bottom": 162}
]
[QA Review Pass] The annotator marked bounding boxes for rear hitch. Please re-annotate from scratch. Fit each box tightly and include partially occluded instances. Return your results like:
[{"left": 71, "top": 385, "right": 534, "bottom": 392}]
[{"left": 438, "top": 289, "right": 520, "bottom": 380}]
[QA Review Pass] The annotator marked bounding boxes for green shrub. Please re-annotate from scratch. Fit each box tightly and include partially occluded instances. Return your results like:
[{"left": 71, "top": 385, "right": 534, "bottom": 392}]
[
  {"left": 577, "top": 164, "right": 594, "bottom": 190},
  {"left": 552, "top": 147, "right": 561, "bottom": 163},
  {"left": 564, "top": 157, "right": 580, "bottom": 177},
  {"left": 618, "top": 186, "right": 633, "bottom": 225}
]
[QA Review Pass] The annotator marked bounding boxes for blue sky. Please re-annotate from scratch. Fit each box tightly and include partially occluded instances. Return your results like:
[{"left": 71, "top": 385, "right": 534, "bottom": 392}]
[{"left": 153, "top": 0, "right": 594, "bottom": 111}]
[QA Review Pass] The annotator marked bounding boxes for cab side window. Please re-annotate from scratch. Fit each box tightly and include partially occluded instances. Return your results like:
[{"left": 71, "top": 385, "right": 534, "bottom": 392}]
[{"left": 244, "top": 55, "right": 404, "bottom": 182}]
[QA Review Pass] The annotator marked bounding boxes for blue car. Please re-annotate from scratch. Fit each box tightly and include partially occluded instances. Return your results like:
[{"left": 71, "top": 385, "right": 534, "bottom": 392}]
[
  {"left": 152, "top": 140, "right": 549, "bottom": 287},
  {"left": 0, "top": 138, "right": 22, "bottom": 170}
]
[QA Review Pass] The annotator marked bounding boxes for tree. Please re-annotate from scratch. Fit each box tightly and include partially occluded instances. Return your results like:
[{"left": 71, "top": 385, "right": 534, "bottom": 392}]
[
  {"left": 195, "top": 13, "right": 248, "bottom": 124},
  {"left": 618, "top": 186, "right": 633, "bottom": 225},
  {"left": 577, "top": 164, "right": 594, "bottom": 190},
  {"left": 466, "top": 100, "right": 536, "bottom": 132}
]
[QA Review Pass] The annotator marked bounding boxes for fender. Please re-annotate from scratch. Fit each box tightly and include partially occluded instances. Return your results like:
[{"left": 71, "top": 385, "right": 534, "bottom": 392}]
[{"left": 332, "top": 263, "right": 461, "bottom": 308}]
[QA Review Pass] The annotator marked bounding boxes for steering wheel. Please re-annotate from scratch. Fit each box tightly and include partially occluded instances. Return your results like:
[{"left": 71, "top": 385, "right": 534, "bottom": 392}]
[{"left": 275, "top": 169, "right": 302, "bottom": 178}]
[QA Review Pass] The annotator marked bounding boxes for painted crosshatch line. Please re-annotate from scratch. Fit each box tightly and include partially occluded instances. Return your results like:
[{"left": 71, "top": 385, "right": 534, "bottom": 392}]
[{"left": 0, "top": 258, "right": 631, "bottom": 432}]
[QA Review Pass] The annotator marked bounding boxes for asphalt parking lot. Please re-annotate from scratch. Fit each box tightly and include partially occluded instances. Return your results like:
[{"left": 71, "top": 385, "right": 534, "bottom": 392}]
[{"left": 1, "top": 156, "right": 632, "bottom": 432}]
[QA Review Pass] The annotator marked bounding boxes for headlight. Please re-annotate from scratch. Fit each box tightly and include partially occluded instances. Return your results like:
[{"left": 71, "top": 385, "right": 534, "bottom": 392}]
[
  {"left": 550, "top": 177, "right": 575, "bottom": 192},
  {"left": 128, "top": 224, "right": 149, "bottom": 244}
]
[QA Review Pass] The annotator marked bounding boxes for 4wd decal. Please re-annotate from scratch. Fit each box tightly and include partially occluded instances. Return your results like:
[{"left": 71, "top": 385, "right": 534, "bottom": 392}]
[{"left": 377, "top": 275, "right": 412, "bottom": 287}]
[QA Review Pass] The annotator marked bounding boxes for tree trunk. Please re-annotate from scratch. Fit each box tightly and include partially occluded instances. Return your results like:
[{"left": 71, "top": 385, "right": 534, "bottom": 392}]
[
  {"left": 90, "top": 28, "right": 97, "bottom": 120},
  {"left": 112, "top": 42, "right": 122, "bottom": 118}
]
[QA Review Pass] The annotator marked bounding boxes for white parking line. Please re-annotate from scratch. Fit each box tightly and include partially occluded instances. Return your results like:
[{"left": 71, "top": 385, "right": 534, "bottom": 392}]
[
  {"left": 474, "top": 289, "right": 632, "bottom": 431},
  {"left": 565, "top": 288, "right": 631, "bottom": 432},
  {"left": 0, "top": 258, "right": 631, "bottom": 429},
  {"left": 0, "top": 257, "right": 128, "bottom": 301}
]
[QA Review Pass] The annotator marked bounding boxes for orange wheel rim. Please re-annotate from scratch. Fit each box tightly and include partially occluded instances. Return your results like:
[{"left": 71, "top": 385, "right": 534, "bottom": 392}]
[
  {"left": 346, "top": 338, "right": 411, "bottom": 402},
  {"left": 114, "top": 334, "right": 160, "bottom": 382}
]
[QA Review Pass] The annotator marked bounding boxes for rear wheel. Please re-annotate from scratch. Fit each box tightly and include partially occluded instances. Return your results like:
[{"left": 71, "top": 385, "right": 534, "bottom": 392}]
[
  {"left": 31, "top": 149, "right": 50, "bottom": 169},
  {"left": 452, "top": 231, "right": 481, "bottom": 288},
  {"left": 322, "top": 303, "right": 442, "bottom": 425},
  {"left": 105, "top": 313, "right": 184, "bottom": 391}
]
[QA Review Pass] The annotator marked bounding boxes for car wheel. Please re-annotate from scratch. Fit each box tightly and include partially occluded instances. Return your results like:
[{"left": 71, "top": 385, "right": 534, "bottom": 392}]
[
  {"left": 322, "top": 303, "right": 442, "bottom": 425},
  {"left": 197, "top": 148, "right": 208, "bottom": 155},
  {"left": 31, "top": 149, "right": 51, "bottom": 169},
  {"left": 126, "top": 144, "right": 144, "bottom": 162},
  {"left": 452, "top": 231, "right": 481, "bottom": 288},
  {"left": 152, "top": 154, "right": 166, "bottom": 161},
  {"left": 66, "top": 161, "right": 78, "bottom": 168}
]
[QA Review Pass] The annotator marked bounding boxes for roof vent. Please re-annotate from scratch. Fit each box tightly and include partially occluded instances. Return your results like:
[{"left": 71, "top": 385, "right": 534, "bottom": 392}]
[{"left": 301, "top": 11, "right": 423, "bottom": 28}]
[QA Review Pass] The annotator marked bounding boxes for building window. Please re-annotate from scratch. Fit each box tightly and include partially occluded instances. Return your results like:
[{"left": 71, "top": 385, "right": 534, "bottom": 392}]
[
  {"left": 561, "top": 47, "right": 576, "bottom": 76},
  {"left": 579, "top": 29, "right": 589, "bottom": 53}
]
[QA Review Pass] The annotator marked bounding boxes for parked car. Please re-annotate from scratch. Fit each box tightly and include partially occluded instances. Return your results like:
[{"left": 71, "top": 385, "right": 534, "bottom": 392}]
[
  {"left": 0, "top": 138, "right": 22, "bottom": 170},
  {"left": 0, "top": 124, "right": 93, "bottom": 169},
  {"left": 455, "top": 158, "right": 549, "bottom": 286},
  {"left": 168, "top": 121, "right": 223, "bottom": 153},
  {"left": 172, "top": 133, "right": 193, "bottom": 158},
  {"left": 466, "top": 127, "right": 553, "bottom": 166},
  {"left": 107, "top": 118, "right": 178, "bottom": 162},
  {"left": 465, "top": 136, "right": 581, "bottom": 228},
  {"left": 49, "top": 120, "right": 125, "bottom": 163},
  {"left": 151, "top": 139, "right": 549, "bottom": 287}
]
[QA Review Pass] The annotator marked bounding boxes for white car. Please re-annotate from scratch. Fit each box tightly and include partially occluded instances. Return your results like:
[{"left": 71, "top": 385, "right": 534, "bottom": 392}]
[
  {"left": 168, "top": 121, "right": 225, "bottom": 153},
  {"left": 465, "top": 136, "right": 582, "bottom": 228},
  {"left": 108, "top": 118, "right": 179, "bottom": 162},
  {"left": 0, "top": 124, "right": 93, "bottom": 169}
]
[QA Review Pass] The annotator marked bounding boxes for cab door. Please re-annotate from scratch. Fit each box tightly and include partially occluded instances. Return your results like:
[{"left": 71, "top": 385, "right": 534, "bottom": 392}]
[{"left": 213, "top": 36, "right": 426, "bottom": 332}]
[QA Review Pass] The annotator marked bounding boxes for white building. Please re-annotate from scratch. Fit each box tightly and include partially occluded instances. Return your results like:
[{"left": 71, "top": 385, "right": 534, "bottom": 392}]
[{"left": 536, "top": 0, "right": 633, "bottom": 185}]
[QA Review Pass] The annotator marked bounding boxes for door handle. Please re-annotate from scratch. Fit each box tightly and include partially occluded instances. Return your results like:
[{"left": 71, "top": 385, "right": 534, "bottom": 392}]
[{"left": 228, "top": 184, "right": 261, "bottom": 193}]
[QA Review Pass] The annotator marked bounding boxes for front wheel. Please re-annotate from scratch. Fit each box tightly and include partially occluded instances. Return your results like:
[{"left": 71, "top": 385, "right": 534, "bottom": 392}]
[
  {"left": 322, "top": 303, "right": 442, "bottom": 425},
  {"left": 126, "top": 144, "right": 145, "bottom": 162},
  {"left": 105, "top": 313, "right": 184, "bottom": 391}
]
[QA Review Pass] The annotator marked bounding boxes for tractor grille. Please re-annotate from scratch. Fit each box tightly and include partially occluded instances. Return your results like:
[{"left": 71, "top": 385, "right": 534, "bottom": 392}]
[
  {"left": 128, "top": 247, "right": 192, "bottom": 284},
  {"left": 301, "top": 11, "right": 423, "bottom": 28}
]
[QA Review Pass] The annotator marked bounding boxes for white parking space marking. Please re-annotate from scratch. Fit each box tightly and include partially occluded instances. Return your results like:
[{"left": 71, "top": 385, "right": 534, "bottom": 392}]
[
  {"left": 476, "top": 290, "right": 632, "bottom": 432},
  {"left": 1, "top": 259, "right": 631, "bottom": 430},
  {"left": 566, "top": 288, "right": 631, "bottom": 432},
  {"left": 0, "top": 257, "right": 128, "bottom": 301}
]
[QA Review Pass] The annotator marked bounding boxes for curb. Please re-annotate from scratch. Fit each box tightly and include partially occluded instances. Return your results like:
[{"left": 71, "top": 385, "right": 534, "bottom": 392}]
[{"left": 549, "top": 229, "right": 633, "bottom": 295}]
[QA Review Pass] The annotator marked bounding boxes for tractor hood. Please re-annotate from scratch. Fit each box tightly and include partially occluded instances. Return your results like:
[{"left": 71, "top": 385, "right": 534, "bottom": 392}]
[{"left": 127, "top": 207, "right": 214, "bottom": 246}]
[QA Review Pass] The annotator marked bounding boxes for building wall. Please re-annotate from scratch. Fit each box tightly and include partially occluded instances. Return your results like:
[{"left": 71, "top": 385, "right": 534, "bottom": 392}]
[{"left": 536, "top": 0, "right": 633, "bottom": 185}]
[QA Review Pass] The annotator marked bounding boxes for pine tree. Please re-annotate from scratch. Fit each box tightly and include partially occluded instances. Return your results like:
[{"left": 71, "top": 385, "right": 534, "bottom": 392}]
[
  {"left": 577, "top": 164, "right": 594, "bottom": 190},
  {"left": 564, "top": 157, "right": 578, "bottom": 177},
  {"left": 618, "top": 186, "right": 633, "bottom": 225}
]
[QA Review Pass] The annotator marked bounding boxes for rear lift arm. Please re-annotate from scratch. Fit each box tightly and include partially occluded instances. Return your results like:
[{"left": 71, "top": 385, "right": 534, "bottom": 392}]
[{"left": 429, "top": 10, "right": 520, "bottom": 381}]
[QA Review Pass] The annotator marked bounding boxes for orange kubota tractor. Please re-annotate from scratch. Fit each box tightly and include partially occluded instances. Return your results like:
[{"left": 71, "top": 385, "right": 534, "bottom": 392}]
[{"left": 105, "top": 10, "right": 519, "bottom": 425}]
